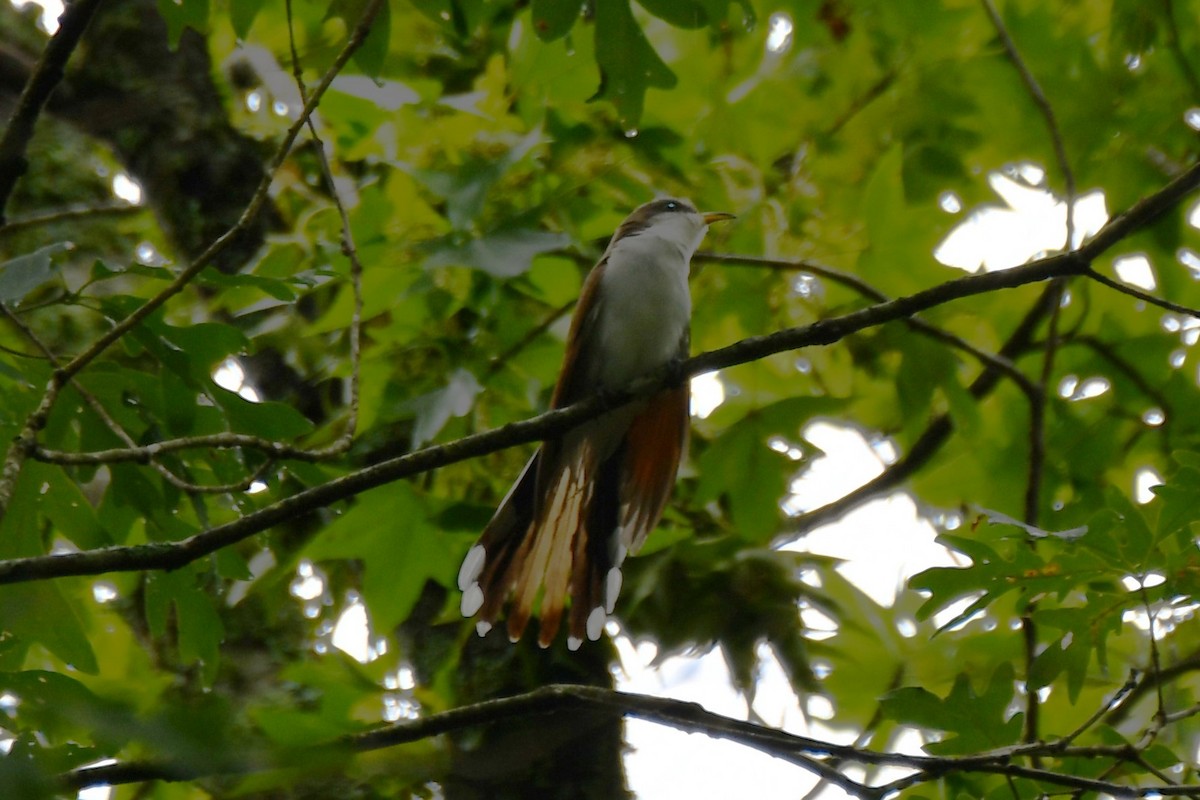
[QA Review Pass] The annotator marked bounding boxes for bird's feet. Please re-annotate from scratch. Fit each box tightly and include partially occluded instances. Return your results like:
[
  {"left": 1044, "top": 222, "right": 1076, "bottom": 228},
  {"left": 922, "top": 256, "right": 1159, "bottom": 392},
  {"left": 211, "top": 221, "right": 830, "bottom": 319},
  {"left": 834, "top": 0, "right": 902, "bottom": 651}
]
[{"left": 664, "top": 355, "right": 688, "bottom": 389}]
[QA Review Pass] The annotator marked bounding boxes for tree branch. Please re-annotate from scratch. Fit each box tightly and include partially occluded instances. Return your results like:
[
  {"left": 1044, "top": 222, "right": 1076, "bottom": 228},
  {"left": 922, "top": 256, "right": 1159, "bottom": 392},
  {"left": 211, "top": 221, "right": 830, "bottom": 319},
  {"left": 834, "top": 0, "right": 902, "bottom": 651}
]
[
  {"left": 696, "top": 252, "right": 1039, "bottom": 398},
  {"left": 0, "top": 200, "right": 141, "bottom": 238},
  {"left": 980, "top": 0, "right": 1075, "bottom": 242},
  {"left": 0, "top": 0, "right": 106, "bottom": 225},
  {"left": 60, "top": 684, "right": 1200, "bottom": 798},
  {"left": 980, "top": 1, "right": 1079, "bottom": 749}
]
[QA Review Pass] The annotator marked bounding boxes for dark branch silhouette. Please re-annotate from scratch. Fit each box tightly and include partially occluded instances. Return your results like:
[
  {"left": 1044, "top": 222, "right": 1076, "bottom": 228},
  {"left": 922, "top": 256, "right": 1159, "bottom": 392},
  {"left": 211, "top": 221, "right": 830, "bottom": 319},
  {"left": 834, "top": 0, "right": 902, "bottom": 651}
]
[{"left": 61, "top": 684, "right": 1200, "bottom": 798}]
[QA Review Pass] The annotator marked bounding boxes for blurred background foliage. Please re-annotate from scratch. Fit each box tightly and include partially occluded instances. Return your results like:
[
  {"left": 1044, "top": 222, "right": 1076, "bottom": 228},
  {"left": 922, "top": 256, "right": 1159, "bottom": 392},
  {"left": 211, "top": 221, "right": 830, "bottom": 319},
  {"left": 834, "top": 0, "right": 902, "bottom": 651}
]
[{"left": 0, "top": 0, "right": 1199, "bottom": 796}]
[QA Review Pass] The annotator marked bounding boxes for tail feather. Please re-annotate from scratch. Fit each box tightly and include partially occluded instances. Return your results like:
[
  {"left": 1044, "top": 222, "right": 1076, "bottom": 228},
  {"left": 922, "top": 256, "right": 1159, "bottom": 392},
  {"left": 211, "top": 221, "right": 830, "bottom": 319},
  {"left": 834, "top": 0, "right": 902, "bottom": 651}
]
[
  {"left": 621, "top": 386, "right": 688, "bottom": 553},
  {"left": 509, "top": 463, "right": 588, "bottom": 644},
  {"left": 459, "top": 387, "right": 687, "bottom": 647},
  {"left": 566, "top": 442, "right": 624, "bottom": 647},
  {"left": 462, "top": 453, "right": 539, "bottom": 635}
]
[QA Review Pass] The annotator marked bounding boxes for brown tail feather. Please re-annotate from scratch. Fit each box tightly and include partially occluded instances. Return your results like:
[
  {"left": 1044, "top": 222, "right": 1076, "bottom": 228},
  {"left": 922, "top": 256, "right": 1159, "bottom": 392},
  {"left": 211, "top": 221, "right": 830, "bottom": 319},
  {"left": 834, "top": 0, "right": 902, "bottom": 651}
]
[
  {"left": 459, "top": 453, "right": 540, "bottom": 635},
  {"left": 460, "top": 388, "right": 687, "bottom": 647},
  {"left": 621, "top": 387, "right": 688, "bottom": 553}
]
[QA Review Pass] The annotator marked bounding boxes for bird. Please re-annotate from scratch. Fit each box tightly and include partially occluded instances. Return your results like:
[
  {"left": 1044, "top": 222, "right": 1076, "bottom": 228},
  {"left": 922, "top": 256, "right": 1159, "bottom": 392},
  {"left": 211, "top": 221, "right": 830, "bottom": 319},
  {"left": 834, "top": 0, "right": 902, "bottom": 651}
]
[{"left": 457, "top": 198, "right": 734, "bottom": 649}]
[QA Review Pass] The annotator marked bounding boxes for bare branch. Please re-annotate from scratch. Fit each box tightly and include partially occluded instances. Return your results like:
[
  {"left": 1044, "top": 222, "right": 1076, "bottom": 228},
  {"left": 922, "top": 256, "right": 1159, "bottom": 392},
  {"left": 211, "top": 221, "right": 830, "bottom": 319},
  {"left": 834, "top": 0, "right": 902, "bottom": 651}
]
[
  {"left": 979, "top": 2, "right": 1079, "bottom": 748},
  {"left": 1106, "top": 649, "right": 1200, "bottom": 727},
  {"left": 60, "top": 684, "right": 1200, "bottom": 798},
  {"left": 0, "top": 201, "right": 141, "bottom": 238},
  {"left": 1, "top": 305, "right": 271, "bottom": 494},
  {"left": 32, "top": 433, "right": 343, "bottom": 465}
]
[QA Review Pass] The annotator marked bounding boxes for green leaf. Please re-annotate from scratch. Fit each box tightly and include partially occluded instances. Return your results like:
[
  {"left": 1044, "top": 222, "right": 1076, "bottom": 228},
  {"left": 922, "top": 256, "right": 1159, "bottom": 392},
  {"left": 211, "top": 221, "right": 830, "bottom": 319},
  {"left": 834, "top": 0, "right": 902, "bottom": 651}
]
[
  {"left": 304, "top": 483, "right": 463, "bottom": 630},
  {"left": 0, "top": 468, "right": 98, "bottom": 674},
  {"left": 0, "top": 735, "right": 88, "bottom": 799},
  {"left": 24, "top": 463, "right": 110, "bottom": 550},
  {"left": 354, "top": 0, "right": 391, "bottom": 77},
  {"left": 636, "top": 0, "right": 709, "bottom": 29},
  {"left": 591, "top": 0, "right": 677, "bottom": 127},
  {"left": 325, "top": 0, "right": 391, "bottom": 77},
  {"left": 156, "top": 0, "right": 210, "bottom": 46},
  {"left": 406, "top": 367, "right": 482, "bottom": 446},
  {"left": 404, "top": 128, "right": 547, "bottom": 228},
  {"left": 881, "top": 663, "right": 1023, "bottom": 754},
  {"left": 531, "top": 0, "right": 580, "bottom": 41},
  {"left": 214, "top": 391, "right": 315, "bottom": 439},
  {"left": 229, "top": 0, "right": 266, "bottom": 38},
  {"left": 197, "top": 269, "right": 298, "bottom": 302},
  {"left": 0, "top": 672, "right": 100, "bottom": 741},
  {"left": 1104, "top": 485, "right": 1155, "bottom": 565},
  {"left": 0, "top": 581, "right": 98, "bottom": 675},
  {"left": 144, "top": 568, "right": 224, "bottom": 685},
  {"left": 424, "top": 229, "right": 571, "bottom": 278},
  {"left": 0, "top": 243, "right": 68, "bottom": 303},
  {"left": 1109, "top": 0, "right": 1161, "bottom": 56},
  {"left": 695, "top": 397, "right": 842, "bottom": 542}
]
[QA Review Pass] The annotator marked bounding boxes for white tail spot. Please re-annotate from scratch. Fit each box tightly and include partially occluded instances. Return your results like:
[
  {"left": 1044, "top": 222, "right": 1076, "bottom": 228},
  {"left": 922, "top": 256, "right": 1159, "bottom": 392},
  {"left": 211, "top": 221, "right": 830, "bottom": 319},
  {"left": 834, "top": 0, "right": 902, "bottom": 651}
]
[
  {"left": 460, "top": 584, "right": 484, "bottom": 616},
  {"left": 587, "top": 606, "right": 607, "bottom": 641},
  {"left": 604, "top": 567, "right": 623, "bottom": 613},
  {"left": 475, "top": 620, "right": 492, "bottom": 637},
  {"left": 567, "top": 636, "right": 583, "bottom": 651},
  {"left": 458, "top": 545, "right": 486, "bottom": 591}
]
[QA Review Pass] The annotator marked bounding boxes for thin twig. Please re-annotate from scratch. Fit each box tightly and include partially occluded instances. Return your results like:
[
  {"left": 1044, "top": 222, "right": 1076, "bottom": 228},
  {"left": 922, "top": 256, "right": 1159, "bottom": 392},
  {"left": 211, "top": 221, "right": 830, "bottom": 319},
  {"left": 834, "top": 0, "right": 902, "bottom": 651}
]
[
  {"left": 1135, "top": 586, "right": 1169, "bottom": 747},
  {"left": 285, "top": 0, "right": 362, "bottom": 457},
  {"left": 782, "top": 282, "right": 1060, "bottom": 540},
  {"left": 33, "top": 433, "right": 348, "bottom": 465},
  {"left": 31, "top": 297, "right": 571, "bottom": 466},
  {"left": 980, "top": 0, "right": 1075, "bottom": 245},
  {"left": 1071, "top": 335, "right": 1174, "bottom": 424},
  {"left": 486, "top": 299, "right": 575, "bottom": 378},
  {"left": 823, "top": 69, "right": 898, "bottom": 140},
  {"left": 1084, "top": 268, "right": 1200, "bottom": 318},
  {"left": 980, "top": 2, "right": 1077, "bottom": 750},
  {"left": 0, "top": 202, "right": 141, "bottom": 239},
  {"left": 1161, "top": 0, "right": 1200, "bottom": 101},
  {"left": 1106, "top": 648, "right": 1200, "bottom": 727},
  {"left": 1058, "top": 670, "right": 1140, "bottom": 748}
]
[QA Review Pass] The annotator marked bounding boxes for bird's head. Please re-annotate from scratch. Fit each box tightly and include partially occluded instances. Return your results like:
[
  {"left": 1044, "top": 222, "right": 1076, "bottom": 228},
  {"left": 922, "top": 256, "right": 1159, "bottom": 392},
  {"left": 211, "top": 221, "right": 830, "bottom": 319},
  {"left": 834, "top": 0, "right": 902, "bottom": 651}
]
[{"left": 610, "top": 198, "right": 735, "bottom": 257}]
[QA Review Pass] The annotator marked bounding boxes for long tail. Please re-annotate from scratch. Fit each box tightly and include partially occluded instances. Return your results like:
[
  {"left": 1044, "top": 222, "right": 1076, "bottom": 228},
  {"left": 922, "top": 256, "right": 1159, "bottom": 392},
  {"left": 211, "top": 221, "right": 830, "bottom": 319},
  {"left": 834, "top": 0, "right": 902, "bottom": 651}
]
[
  {"left": 458, "top": 440, "right": 617, "bottom": 649},
  {"left": 457, "top": 387, "right": 687, "bottom": 648},
  {"left": 457, "top": 452, "right": 540, "bottom": 637}
]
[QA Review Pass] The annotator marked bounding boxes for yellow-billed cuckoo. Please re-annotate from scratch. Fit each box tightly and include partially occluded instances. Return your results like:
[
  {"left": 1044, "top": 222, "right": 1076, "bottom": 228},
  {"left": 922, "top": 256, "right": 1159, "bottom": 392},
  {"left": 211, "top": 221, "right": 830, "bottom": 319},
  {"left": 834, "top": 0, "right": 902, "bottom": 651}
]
[{"left": 458, "top": 198, "right": 734, "bottom": 649}]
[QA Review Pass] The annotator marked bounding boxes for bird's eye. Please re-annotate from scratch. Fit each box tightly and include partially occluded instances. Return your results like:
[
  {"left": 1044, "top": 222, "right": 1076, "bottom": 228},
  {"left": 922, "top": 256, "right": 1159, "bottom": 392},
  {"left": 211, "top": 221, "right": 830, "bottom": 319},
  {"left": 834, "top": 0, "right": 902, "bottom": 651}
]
[{"left": 665, "top": 201, "right": 678, "bottom": 210}]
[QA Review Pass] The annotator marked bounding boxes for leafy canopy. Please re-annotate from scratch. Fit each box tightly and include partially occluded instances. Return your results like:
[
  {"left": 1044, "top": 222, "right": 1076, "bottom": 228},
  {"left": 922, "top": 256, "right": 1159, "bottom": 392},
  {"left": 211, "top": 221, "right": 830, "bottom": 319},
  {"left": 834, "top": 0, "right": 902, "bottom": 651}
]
[{"left": 0, "top": 0, "right": 1199, "bottom": 797}]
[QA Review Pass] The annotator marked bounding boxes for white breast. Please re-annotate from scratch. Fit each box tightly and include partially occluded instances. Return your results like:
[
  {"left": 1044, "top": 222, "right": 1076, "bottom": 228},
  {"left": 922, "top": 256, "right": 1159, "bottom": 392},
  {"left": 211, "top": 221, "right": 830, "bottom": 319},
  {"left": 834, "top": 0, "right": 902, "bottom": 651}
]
[{"left": 591, "top": 225, "right": 694, "bottom": 389}]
